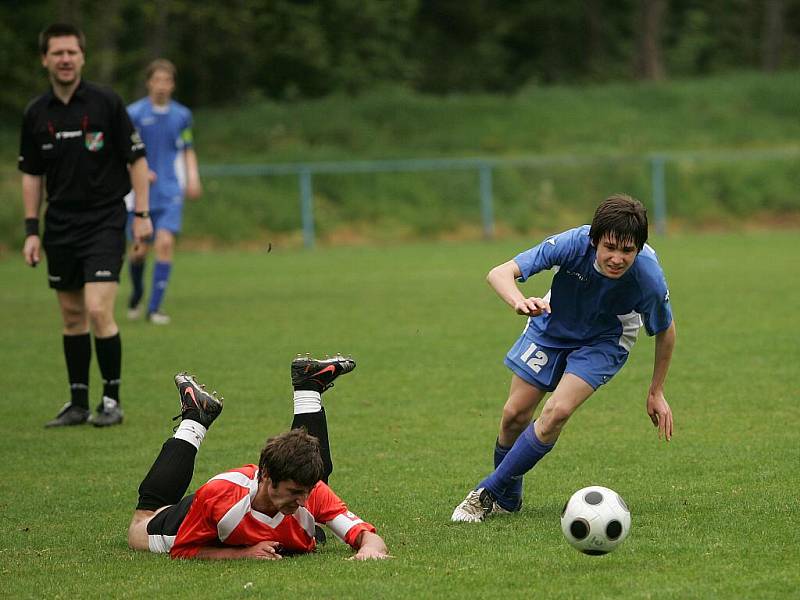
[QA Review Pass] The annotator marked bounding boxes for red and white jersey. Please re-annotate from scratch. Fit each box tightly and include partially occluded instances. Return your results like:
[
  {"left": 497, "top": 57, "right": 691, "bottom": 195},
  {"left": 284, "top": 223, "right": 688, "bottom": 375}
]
[{"left": 169, "top": 464, "right": 375, "bottom": 559}]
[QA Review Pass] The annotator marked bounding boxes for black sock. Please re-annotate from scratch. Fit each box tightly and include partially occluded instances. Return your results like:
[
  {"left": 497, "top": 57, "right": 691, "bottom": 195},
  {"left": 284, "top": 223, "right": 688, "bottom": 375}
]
[
  {"left": 63, "top": 333, "right": 91, "bottom": 409},
  {"left": 292, "top": 408, "right": 332, "bottom": 483},
  {"left": 95, "top": 333, "right": 121, "bottom": 404},
  {"left": 137, "top": 438, "right": 198, "bottom": 510}
]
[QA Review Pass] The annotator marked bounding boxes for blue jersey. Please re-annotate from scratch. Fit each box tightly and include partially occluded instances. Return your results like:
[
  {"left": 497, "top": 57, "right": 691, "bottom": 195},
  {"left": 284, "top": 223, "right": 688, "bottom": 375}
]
[
  {"left": 127, "top": 98, "right": 193, "bottom": 210},
  {"left": 514, "top": 225, "right": 672, "bottom": 351}
]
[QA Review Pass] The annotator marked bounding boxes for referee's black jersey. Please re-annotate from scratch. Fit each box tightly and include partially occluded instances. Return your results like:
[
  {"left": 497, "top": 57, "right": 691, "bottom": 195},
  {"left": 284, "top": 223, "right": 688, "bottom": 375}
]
[{"left": 18, "top": 80, "right": 146, "bottom": 212}]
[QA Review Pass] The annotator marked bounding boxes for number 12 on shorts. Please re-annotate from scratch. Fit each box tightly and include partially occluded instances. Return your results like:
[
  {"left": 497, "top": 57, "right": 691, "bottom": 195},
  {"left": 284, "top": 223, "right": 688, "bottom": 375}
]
[{"left": 520, "top": 342, "right": 549, "bottom": 373}]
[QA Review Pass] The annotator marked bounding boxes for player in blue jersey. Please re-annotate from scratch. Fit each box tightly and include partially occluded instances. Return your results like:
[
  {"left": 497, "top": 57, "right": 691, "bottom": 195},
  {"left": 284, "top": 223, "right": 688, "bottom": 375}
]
[
  {"left": 452, "top": 194, "right": 676, "bottom": 522},
  {"left": 126, "top": 59, "right": 202, "bottom": 324}
]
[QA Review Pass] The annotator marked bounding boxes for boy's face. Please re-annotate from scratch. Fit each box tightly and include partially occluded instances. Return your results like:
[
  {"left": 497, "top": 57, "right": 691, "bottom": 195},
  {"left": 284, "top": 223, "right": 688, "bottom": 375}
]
[
  {"left": 266, "top": 478, "right": 313, "bottom": 515},
  {"left": 147, "top": 69, "right": 175, "bottom": 104},
  {"left": 594, "top": 233, "right": 639, "bottom": 279},
  {"left": 42, "top": 35, "right": 84, "bottom": 86}
]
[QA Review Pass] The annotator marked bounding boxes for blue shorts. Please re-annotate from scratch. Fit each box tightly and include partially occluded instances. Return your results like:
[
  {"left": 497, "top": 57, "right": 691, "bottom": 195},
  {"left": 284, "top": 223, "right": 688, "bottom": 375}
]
[
  {"left": 127, "top": 202, "right": 184, "bottom": 239},
  {"left": 504, "top": 330, "right": 630, "bottom": 391}
]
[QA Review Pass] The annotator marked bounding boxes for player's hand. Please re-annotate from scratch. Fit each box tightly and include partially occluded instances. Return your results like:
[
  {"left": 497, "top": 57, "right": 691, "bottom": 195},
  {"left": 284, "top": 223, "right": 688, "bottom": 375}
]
[
  {"left": 513, "top": 296, "right": 551, "bottom": 317},
  {"left": 244, "top": 541, "right": 283, "bottom": 560},
  {"left": 132, "top": 215, "right": 153, "bottom": 243},
  {"left": 349, "top": 548, "right": 392, "bottom": 561},
  {"left": 23, "top": 235, "right": 40, "bottom": 267},
  {"left": 647, "top": 390, "right": 673, "bottom": 442},
  {"left": 148, "top": 170, "right": 157, "bottom": 183}
]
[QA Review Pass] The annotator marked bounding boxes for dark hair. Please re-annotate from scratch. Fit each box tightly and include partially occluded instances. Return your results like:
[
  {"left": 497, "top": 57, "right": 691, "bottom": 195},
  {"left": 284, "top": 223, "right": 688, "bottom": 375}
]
[
  {"left": 146, "top": 58, "right": 177, "bottom": 81},
  {"left": 39, "top": 23, "right": 85, "bottom": 55},
  {"left": 258, "top": 429, "right": 324, "bottom": 487},
  {"left": 589, "top": 194, "right": 649, "bottom": 251}
]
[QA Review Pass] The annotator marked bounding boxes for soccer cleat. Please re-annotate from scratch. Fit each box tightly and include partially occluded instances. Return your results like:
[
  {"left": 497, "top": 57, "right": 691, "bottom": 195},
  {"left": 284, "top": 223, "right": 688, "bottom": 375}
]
[
  {"left": 451, "top": 488, "right": 498, "bottom": 523},
  {"left": 173, "top": 372, "right": 223, "bottom": 428},
  {"left": 148, "top": 311, "right": 171, "bottom": 325},
  {"left": 291, "top": 353, "right": 356, "bottom": 393},
  {"left": 44, "top": 403, "right": 90, "bottom": 428},
  {"left": 127, "top": 304, "right": 143, "bottom": 320},
  {"left": 90, "top": 396, "right": 124, "bottom": 427},
  {"left": 491, "top": 502, "right": 514, "bottom": 516}
]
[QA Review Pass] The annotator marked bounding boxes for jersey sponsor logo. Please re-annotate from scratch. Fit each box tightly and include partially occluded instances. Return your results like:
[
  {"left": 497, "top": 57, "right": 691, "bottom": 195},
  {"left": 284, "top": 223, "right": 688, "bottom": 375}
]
[
  {"left": 141, "top": 116, "right": 157, "bottom": 126},
  {"left": 85, "top": 131, "right": 105, "bottom": 151},
  {"left": 55, "top": 129, "right": 82, "bottom": 140},
  {"left": 94, "top": 269, "right": 112, "bottom": 277}
]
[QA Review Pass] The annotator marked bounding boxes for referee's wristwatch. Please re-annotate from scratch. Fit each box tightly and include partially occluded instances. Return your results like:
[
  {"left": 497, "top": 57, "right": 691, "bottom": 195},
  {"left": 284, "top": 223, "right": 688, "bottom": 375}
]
[{"left": 133, "top": 211, "right": 150, "bottom": 218}]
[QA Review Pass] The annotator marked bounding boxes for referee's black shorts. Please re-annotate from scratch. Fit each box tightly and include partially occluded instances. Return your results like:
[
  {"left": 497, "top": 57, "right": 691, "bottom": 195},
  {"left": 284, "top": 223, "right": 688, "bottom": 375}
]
[{"left": 43, "top": 203, "right": 127, "bottom": 290}]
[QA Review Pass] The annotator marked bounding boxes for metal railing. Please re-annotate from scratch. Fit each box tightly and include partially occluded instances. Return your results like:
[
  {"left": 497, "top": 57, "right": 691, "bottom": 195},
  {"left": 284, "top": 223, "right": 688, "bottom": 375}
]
[{"left": 202, "top": 147, "right": 800, "bottom": 247}]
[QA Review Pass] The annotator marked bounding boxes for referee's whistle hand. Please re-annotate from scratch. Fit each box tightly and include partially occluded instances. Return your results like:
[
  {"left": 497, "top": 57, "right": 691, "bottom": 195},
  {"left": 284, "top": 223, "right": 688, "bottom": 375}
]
[
  {"left": 23, "top": 236, "right": 40, "bottom": 267},
  {"left": 132, "top": 217, "right": 153, "bottom": 243}
]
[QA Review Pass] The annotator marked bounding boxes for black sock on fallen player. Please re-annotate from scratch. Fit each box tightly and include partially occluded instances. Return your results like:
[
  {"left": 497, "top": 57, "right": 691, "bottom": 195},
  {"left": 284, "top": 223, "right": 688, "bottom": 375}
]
[
  {"left": 291, "top": 407, "right": 332, "bottom": 484},
  {"left": 136, "top": 438, "right": 198, "bottom": 510}
]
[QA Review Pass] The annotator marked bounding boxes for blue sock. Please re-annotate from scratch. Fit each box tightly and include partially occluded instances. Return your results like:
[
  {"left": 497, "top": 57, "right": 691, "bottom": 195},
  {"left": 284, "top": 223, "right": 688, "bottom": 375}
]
[
  {"left": 148, "top": 261, "right": 172, "bottom": 314},
  {"left": 494, "top": 439, "right": 524, "bottom": 511},
  {"left": 129, "top": 261, "right": 145, "bottom": 308},
  {"left": 481, "top": 422, "right": 555, "bottom": 510}
]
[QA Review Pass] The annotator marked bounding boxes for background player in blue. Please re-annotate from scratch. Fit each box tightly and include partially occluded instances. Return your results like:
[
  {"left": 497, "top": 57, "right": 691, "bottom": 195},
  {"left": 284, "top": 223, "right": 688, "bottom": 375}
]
[
  {"left": 126, "top": 59, "right": 202, "bottom": 324},
  {"left": 452, "top": 194, "right": 676, "bottom": 522}
]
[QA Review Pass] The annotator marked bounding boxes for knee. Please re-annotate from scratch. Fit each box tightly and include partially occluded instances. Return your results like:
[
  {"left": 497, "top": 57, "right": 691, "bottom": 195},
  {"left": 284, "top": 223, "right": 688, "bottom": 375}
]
[
  {"left": 61, "top": 306, "right": 87, "bottom": 333},
  {"left": 154, "top": 235, "right": 175, "bottom": 261},
  {"left": 128, "top": 513, "right": 151, "bottom": 551},
  {"left": 501, "top": 403, "right": 532, "bottom": 434},
  {"left": 62, "top": 313, "right": 86, "bottom": 332},
  {"left": 86, "top": 303, "right": 115, "bottom": 333},
  {"left": 538, "top": 403, "right": 572, "bottom": 435}
]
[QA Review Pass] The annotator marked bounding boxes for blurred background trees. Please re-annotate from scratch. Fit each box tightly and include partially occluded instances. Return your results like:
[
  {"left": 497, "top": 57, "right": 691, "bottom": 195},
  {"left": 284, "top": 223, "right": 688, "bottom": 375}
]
[{"left": 2, "top": 0, "right": 799, "bottom": 117}]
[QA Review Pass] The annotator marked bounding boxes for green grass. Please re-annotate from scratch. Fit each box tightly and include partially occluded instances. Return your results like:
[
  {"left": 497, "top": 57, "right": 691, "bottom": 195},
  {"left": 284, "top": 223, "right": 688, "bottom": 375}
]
[{"left": 1, "top": 231, "right": 798, "bottom": 598}]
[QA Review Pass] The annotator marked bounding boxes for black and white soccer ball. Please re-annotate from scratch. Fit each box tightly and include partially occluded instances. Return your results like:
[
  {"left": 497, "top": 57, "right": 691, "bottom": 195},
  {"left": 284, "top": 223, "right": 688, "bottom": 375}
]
[{"left": 560, "top": 485, "right": 631, "bottom": 555}]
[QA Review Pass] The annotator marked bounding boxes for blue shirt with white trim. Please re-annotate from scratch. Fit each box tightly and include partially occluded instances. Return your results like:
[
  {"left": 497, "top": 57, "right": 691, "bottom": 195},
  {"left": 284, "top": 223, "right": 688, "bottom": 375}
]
[
  {"left": 127, "top": 98, "right": 193, "bottom": 209},
  {"left": 513, "top": 225, "right": 672, "bottom": 350}
]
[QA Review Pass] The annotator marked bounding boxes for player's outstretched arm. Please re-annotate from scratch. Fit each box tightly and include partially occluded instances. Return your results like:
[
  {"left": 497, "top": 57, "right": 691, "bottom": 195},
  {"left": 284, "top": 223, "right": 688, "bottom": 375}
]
[
  {"left": 487, "top": 259, "right": 551, "bottom": 316},
  {"left": 194, "top": 541, "right": 283, "bottom": 560},
  {"left": 350, "top": 531, "right": 391, "bottom": 561},
  {"left": 647, "top": 321, "right": 676, "bottom": 442}
]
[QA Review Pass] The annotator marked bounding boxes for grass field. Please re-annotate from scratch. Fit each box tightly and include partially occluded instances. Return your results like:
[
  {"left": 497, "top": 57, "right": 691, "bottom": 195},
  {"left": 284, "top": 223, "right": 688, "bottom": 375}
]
[{"left": 1, "top": 231, "right": 798, "bottom": 599}]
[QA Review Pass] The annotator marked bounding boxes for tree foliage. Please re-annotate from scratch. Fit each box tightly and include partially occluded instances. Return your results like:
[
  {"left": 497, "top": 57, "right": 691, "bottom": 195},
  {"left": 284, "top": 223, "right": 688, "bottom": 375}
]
[{"left": 2, "top": 0, "right": 800, "bottom": 119}]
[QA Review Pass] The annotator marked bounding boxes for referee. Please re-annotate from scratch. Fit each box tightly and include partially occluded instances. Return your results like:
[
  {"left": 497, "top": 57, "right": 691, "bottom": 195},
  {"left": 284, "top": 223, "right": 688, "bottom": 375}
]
[{"left": 19, "top": 23, "right": 153, "bottom": 428}]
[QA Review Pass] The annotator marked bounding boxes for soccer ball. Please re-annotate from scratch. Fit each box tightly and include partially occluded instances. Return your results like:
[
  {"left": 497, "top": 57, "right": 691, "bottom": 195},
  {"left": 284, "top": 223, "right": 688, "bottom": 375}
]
[{"left": 560, "top": 485, "right": 631, "bottom": 555}]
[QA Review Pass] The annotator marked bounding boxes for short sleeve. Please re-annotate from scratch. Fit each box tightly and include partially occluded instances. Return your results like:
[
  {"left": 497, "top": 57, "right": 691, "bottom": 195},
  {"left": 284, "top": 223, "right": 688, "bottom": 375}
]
[
  {"left": 307, "top": 482, "right": 376, "bottom": 548},
  {"left": 513, "top": 227, "right": 585, "bottom": 282},
  {"left": 18, "top": 108, "right": 44, "bottom": 175},
  {"left": 112, "top": 93, "right": 145, "bottom": 163},
  {"left": 180, "top": 108, "right": 194, "bottom": 149},
  {"left": 635, "top": 253, "right": 673, "bottom": 336}
]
